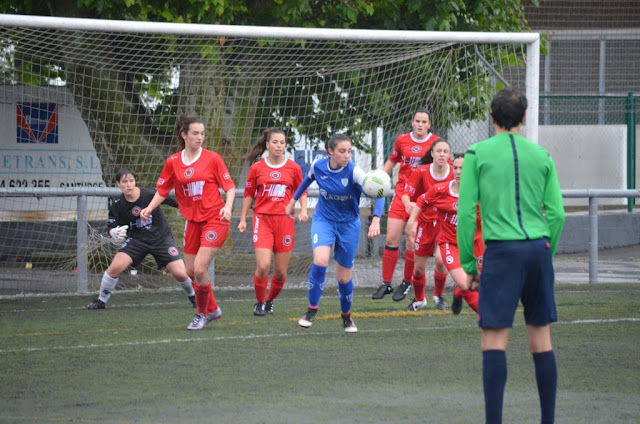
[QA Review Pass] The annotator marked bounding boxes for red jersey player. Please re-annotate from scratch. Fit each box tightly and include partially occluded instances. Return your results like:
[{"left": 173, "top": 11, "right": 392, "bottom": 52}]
[
  {"left": 141, "top": 115, "right": 236, "bottom": 330},
  {"left": 372, "top": 108, "right": 444, "bottom": 302},
  {"left": 406, "top": 155, "right": 483, "bottom": 314},
  {"left": 238, "top": 128, "right": 308, "bottom": 316},
  {"left": 400, "top": 139, "right": 454, "bottom": 310}
]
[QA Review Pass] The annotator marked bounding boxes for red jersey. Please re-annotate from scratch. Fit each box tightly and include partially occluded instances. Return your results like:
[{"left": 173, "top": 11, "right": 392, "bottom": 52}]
[
  {"left": 403, "top": 163, "right": 453, "bottom": 221},
  {"left": 417, "top": 181, "right": 482, "bottom": 245},
  {"left": 388, "top": 131, "right": 442, "bottom": 191},
  {"left": 244, "top": 157, "right": 304, "bottom": 215},
  {"left": 156, "top": 148, "right": 235, "bottom": 223}
]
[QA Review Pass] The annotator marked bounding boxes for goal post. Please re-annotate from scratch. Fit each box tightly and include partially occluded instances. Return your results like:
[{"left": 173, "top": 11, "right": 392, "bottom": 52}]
[{"left": 0, "top": 14, "right": 539, "bottom": 295}]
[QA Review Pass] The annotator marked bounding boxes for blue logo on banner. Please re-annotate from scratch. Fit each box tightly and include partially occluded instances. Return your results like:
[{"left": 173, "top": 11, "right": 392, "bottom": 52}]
[{"left": 17, "top": 103, "right": 59, "bottom": 144}]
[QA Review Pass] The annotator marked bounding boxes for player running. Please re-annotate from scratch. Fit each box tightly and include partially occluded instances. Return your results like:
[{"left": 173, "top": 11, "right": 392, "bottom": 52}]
[
  {"left": 238, "top": 128, "right": 308, "bottom": 316},
  {"left": 87, "top": 167, "right": 195, "bottom": 310},
  {"left": 406, "top": 155, "right": 483, "bottom": 314},
  {"left": 285, "top": 134, "right": 385, "bottom": 333},
  {"left": 400, "top": 139, "right": 453, "bottom": 310},
  {"left": 371, "top": 109, "right": 444, "bottom": 302},
  {"left": 141, "top": 115, "right": 235, "bottom": 330}
]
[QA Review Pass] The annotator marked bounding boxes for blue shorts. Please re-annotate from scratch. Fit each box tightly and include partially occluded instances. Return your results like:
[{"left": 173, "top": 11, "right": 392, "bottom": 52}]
[
  {"left": 478, "top": 238, "right": 557, "bottom": 328},
  {"left": 311, "top": 216, "right": 361, "bottom": 269}
]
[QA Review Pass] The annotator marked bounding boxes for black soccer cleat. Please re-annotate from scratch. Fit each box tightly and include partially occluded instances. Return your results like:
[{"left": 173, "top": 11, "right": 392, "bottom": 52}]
[
  {"left": 372, "top": 283, "right": 393, "bottom": 299},
  {"left": 265, "top": 300, "right": 274, "bottom": 314},
  {"left": 254, "top": 302, "right": 267, "bottom": 316},
  {"left": 392, "top": 280, "right": 412, "bottom": 302},
  {"left": 188, "top": 295, "right": 196, "bottom": 308},
  {"left": 87, "top": 299, "right": 105, "bottom": 310},
  {"left": 451, "top": 295, "right": 463, "bottom": 315}
]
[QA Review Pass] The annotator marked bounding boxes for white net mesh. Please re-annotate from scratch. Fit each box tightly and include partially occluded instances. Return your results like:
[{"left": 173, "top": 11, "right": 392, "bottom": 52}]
[{"left": 0, "top": 18, "right": 534, "bottom": 294}]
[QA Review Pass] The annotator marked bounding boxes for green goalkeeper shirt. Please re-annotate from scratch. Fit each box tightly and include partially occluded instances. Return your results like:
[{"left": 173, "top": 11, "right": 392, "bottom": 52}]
[{"left": 457, "top": 132, "right": 566, "bottom": 275}]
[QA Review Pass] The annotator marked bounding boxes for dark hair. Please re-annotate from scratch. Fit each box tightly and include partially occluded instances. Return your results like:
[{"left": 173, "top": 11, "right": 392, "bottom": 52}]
[
  {"left": 115, "top": 167, "right": 136, "bottom": 183},
  {"left": 452, "top": 153, "right": 465, "bottom": 161},
  {"left": 413, "top": 108, "right": 431, "bottom": 120},
  {"left": 420, "top": 139, "right": 450, "bottom": 165},
  {"left": 175, "top": 114, "right": 204, "bottom": 151},
  {"left": 490, "top": 88, "right": 528, "bottom": 130},
  {"left": 326, "top": 133, "right": 350, "bottom": 152},
  {"left": 246, "top": 128, "right": 285, "bottom": 162}
]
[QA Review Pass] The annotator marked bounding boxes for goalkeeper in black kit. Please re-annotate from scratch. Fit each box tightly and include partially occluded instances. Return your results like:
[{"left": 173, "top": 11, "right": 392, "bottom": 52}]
[{"left": 87, "top": 168, "right": 196, "bottom": 309}]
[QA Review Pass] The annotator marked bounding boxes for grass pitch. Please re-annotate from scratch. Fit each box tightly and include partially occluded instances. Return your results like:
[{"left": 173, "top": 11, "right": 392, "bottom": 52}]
[{"left": 1, "top": 284, "right": 639, "bottom": 423}]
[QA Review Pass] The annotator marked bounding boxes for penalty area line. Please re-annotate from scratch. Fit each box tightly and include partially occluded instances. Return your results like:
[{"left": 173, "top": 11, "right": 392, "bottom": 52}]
[{"left": 1, "top": 317, "right": 638, "bottom": 355}]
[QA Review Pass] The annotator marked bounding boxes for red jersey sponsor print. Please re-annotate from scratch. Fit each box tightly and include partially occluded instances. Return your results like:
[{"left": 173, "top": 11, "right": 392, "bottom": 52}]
[
  {"left": 417, "top": 181, "right": 482, "bottom": 245},
  {"left": 403, "top": 163, "right": 453, "bottom": 221},
  {"left": 156, "top": 148, "right": 235, "bottom": 222},
  {"left": 388, "top": 132, "right": 442, "bottom": 191},
  {"left": 244, "top": 158, "right": 304, "bottom": 215}
]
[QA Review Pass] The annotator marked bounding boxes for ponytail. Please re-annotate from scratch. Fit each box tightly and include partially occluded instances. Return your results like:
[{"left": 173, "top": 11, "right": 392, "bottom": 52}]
[{"left": 247, "top": 128, "right": 285, "bottom": 162}]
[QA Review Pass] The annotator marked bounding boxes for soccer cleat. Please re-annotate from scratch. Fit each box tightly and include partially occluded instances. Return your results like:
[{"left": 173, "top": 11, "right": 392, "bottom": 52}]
[
  {"left": 433, "top": 295, "right": 448, "bottom": 310},
  {"left": 372, "top": 282, "right": 393, "bottom": 299},
  {"left": 87, "top": 299, "right": 105, "bottom": 310},
  {"left": 392, "top": 280, "right": 412, "bottom": 302},
  {"left": 265, "top": 300, "right": 274, "bottom": 314},
  {"left": 206, "top": 306, "right": 223, "bottom": 323},
  {"left": 298, "top": 307, "right": 318, "bottom": 328},
  {"left": 187, "top": 313, "right": 207, "bottom": 330},
  {"left": 341, "top": 313, "right": 358, "bottom": 333},
  {"left": 404, "top": 298, "right": 427, "bottom": 312},
  {"left": 188, "top": 295, "right": 196, "bottom": 308},
  {"left": 451, "top": 295, "right": 463, "bottom": 315},
  {"left": 254, "top": 302, "right": 266, "bottom": 316}
]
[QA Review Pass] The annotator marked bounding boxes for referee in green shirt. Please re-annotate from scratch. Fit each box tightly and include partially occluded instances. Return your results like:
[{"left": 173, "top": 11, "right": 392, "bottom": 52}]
[{"left": 457, "top": 87, "right": 565, "bottom": 424}]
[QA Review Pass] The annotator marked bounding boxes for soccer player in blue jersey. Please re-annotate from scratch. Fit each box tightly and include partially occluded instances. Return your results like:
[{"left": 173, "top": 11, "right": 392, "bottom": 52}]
[{"left": 285, "top": 134, "right": 386, "bottom": 333}]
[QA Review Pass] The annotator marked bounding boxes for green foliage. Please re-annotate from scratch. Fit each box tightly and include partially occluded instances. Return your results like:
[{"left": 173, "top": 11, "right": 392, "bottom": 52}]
[{"left": 0, "top": 0, "right": 539, "bottom": 169}]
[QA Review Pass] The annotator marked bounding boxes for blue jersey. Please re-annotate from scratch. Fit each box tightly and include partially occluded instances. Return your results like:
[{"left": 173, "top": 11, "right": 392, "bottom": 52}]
[
  {"left": 293, "top": 158, "right": 386, "bottom": 223},
  {"left": 309, "top": 158, "right": 363, "bottom": 222}
]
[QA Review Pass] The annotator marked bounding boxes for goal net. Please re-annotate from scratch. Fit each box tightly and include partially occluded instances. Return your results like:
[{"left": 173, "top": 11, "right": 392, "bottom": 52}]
[{"left": 0, "top": 15, "right": 539, "bottom": 295}]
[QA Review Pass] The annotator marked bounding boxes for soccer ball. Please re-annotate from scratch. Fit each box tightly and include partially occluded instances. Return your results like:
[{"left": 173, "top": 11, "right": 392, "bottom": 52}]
[{"left": 362, "top": 169, "right": 392, "bottom": 199}]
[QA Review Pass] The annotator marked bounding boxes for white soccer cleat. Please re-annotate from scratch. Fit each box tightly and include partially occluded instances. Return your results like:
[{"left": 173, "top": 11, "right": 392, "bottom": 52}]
[
  {"left": 298, "top": 307, "right": 317, "bottom": 328},
  {"left": 342, "top": 313, "right": 358, "bottom": 333},
  {"left": 404, "top": 298, "right": 427, "bottom": 312},
  {"left": 187, "top": 313, "right": 207, "bottom": 330},
  {"left": 206, "top": 306, "right": 222, "bottom": 323}
]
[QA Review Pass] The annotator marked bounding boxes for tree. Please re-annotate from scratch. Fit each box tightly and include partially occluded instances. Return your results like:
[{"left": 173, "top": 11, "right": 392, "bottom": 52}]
[{"left": 0, "top": 0, "right": 536, "bottom": 184}]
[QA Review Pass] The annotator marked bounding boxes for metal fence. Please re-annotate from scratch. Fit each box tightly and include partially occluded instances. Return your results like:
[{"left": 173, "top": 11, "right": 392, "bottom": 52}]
[{"left": 2, "top": 187, "right": 639, "bottom": 291}]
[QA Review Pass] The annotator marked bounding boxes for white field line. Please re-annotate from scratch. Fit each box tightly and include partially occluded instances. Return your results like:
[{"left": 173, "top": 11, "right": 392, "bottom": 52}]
[{"left": 1, "top": 318, "right": 638, "bottom": 355}]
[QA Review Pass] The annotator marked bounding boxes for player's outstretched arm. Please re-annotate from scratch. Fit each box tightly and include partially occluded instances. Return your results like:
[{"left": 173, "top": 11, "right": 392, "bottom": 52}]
[{"left": 140, "top": 192, "right": 167, "bottom": 221}]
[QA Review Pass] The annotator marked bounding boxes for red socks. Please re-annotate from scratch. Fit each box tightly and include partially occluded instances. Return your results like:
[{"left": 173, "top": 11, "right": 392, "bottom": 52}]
[
  {"left": 411, "top": 273, "right": 426, "bottom": 302},
  {"left": 254, "top": 274, "right": 268, "bottom": 303},
  {"left": 195, "top": 282, "right": 218, "bottom": 314},
  {"left": 381, "top": 246, "right": 400, "bottom": 283},
  {"left": 433, "top": 270, "right": 448, "bottom": 297},
  {"left": 403, "top": 249, "right": 415, "bottom": 282},
  {"left": 266, "top": 275, "right": 286, "bottom": 302}
]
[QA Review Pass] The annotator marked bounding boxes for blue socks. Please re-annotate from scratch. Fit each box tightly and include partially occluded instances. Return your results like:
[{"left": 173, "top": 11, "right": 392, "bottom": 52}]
[
  {"left": 308, "top": 264, "right": 327, "bottom": 308},
  {"left": 533, "top": 350, "right": 557, "bottom": 424},
  {"left": 338, "top": 279, "right": 354, "bottom": 314},
  {"left": 482, "top": 349, "right": 507, "bottom": 424}
]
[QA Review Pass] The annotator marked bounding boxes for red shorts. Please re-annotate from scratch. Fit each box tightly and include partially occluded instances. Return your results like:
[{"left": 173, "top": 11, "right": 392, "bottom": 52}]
[
  {"left": 413, "top": 220, "right": 438, "bottom": 257},
  {"left": 439, "top": 240, "right": 485, "bottom": 272},
  {"left": 183, "top": 219, "right": 230, "bottom": 255},
  {"left": 252, "top": 213, "right": 295, "bottom": 253},
  {"left": 387, "top": 194, "right": 409, "bottom": 221}
]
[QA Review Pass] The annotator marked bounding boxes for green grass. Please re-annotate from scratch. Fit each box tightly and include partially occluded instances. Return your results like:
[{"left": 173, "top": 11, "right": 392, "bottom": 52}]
[{"left": 1, "top": 284, "right": 639, "bottom": 423}]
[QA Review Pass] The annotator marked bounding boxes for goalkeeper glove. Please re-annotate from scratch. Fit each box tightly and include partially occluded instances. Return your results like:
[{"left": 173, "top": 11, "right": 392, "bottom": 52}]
[{"left": 109, "top": 225, "right": 129, "bottom": 242}]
